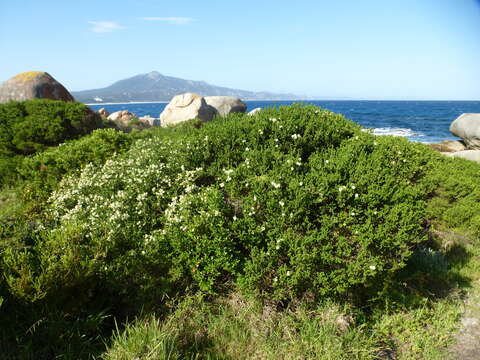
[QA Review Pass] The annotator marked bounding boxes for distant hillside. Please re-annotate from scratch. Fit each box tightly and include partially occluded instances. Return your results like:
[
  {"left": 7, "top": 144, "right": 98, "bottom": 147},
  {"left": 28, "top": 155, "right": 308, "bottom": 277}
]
[{"left": 72, "top": 71, "right": 298, "bottom": 103}]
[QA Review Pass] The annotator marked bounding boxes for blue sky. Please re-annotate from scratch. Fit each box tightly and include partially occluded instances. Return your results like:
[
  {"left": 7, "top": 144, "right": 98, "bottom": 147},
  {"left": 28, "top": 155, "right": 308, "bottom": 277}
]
[{"left": 1, "top": 0, "right": 479, "bottom": 99}]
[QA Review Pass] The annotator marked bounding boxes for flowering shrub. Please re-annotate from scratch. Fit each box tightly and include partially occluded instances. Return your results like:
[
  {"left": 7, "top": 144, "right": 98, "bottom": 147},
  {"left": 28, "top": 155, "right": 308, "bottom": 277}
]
[
  {"left": 2, "top": 105, "right": 435, "bottom": 308},
  {"left": 19, "top": 128, "right": 133, "bottom": 202}
]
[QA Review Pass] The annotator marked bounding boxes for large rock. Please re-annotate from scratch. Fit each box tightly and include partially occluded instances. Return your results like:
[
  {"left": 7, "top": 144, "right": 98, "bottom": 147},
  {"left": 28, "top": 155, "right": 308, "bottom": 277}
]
[
  {"left": 204, "top": 96, "right": 247, "bottom": 116},
  {"left": 0, "top": 71, "right": 74, "bottom": 103},
  {"left": 160, "top": 93, "right": 216, "bottom": 126},
  {"left": 447, "top": 150, "right": 480, "bottom": 163},
  {"left": 450, "top": 113, "right": 480, "bottom": 149}
]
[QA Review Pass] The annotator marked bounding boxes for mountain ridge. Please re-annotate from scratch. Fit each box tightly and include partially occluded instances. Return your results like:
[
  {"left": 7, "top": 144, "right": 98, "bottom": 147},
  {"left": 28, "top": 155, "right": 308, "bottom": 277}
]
[{"left": 72, "top": 71, "right": 299, "bottom": 103}]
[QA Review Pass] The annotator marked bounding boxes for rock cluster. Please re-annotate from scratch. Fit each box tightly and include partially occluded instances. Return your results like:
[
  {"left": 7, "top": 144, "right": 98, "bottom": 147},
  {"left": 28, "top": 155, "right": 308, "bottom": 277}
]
[
  {"left": 450, "top": 113, "right": 480, "bottom": 149},
  {"left": 160, "top": 93, "right": 247, "bottom": 126},
  {"left": 0, "top": 71, "right": 74, "bottom": 103},
  {"left": 429, "top": 113, "right": 480, "bottom": 163}
]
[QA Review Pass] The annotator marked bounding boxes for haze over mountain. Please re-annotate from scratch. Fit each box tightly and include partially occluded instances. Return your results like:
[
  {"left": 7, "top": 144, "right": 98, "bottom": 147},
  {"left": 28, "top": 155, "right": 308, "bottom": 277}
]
[{"left": 72, "top": 71, "right": 299, "bottom": 103}]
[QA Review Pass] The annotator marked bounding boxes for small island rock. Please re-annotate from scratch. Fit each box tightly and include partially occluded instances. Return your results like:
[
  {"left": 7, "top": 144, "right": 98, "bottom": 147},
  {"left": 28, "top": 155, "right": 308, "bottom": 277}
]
[
  {"left": 204, "top": 96, "right": 247, "bottom": 116},
  {"left": 0, "top": 71, "right": 75, "bottom": 103},
  {"left": 160, "top": 93, "right": 216, "bottom": 126},
  {"left": 450, "top": 113, "right": 480, "bottom": 149}
]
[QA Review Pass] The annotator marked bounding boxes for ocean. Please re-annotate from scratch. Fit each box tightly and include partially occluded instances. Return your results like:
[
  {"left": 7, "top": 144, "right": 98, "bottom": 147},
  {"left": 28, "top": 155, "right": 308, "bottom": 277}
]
[{"left": 88, "top": 100, "right": 480, "bottom": 143}]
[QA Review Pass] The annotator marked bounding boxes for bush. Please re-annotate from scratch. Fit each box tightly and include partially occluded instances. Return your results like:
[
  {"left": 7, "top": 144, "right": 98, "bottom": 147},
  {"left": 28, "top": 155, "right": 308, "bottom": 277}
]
[
  {"left": 18, "top": 128, "right": 133, "bottom": 203},
  {"left": 2, "top": 105, "right": 436, "bottom": 307},
  {"left": 0, "top": 99, "right": 102, "bottom": 156}
]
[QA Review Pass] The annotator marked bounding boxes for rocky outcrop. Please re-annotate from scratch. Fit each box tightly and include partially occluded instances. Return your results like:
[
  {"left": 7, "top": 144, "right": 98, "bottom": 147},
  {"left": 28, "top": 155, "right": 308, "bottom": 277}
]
[
  {"left": 450, "top": 113, "right": 480, "bottom": 149},
  {"left": 428, "top": 140, "right": 467, "bottom": 153},
  {"left": 97, "top": 108, "right": 110, "bottom": 118},
  {"left": 204, "top": 96, "right": 247, "bottom": 116},
  {"left": 160, "top": 93, "right": 216, "bottom": 126},
  {"left": 0, "top": 71, "right": 75, "bottom": 103},
  {"left": 107, "top": 110, "right": 137, "bottom": 126}
]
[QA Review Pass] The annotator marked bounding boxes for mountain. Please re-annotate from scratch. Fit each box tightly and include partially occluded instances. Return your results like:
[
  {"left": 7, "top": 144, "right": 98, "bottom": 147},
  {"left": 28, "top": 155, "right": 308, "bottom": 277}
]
[{"left": 72, "top": 71, "right": 298, "bottom": 103}]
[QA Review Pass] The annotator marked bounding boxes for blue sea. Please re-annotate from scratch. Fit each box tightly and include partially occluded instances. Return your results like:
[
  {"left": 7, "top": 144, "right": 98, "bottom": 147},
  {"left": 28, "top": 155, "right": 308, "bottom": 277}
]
[{"left": 88, "top": 100, "right": 480, "bottom": 143}]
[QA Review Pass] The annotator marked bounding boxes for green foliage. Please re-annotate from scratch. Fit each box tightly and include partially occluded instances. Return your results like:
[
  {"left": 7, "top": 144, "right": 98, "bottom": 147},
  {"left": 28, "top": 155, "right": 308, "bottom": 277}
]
[
  {"left": 18, "top": 128, "right": 133, "bottom": 202},
  {"left": 2, "top": 104, "right": 479, "bottom": 358},
  {"left": 0, "top": 99, "right": 103, "bottom": 156},
  {"left": 3, "top": 105, "right": 435, "bottom": 305}
]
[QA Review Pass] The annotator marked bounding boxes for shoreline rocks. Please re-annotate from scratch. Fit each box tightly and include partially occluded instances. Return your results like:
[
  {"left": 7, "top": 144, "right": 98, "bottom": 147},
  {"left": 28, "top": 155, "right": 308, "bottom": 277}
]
[
  {"left": 204, "top": 96, "right": 247, "bottom": 116},
  {"left": 160, "top": 93, "right": 216, "bottom": 126},
  {"left": 160, "top": 93, "right": 248, "bottom": 126},
  {"left": 450, "top": 113, "right": 480, "bottom": 150},
  {"left": 428, "top": 113, "right": 480, "bottom": 163}
]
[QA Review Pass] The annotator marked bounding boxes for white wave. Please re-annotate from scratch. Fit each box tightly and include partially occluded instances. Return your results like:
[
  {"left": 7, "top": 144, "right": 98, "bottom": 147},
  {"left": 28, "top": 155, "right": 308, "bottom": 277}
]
[{"left": 369, "top": 127, "right": 424, "bottom": 137}]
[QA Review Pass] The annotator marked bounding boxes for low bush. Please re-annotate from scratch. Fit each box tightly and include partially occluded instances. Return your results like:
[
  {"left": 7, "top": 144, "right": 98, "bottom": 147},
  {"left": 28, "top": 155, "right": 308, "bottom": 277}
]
[
  {"left": 0, "top": 99, "right": 103, "bottom": 156},
  {"left": 2, "top": 105, "right": 437, "bottom": 309},
  {"left": 18, "top": 128, "right": 133, "bottom": 203}
]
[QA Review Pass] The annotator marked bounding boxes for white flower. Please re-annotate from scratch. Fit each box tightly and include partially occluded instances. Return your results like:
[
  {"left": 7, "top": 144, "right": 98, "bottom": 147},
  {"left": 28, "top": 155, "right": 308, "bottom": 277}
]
[
  {"left": 299, "top": 182, "right": 303, "bottom": 186},
  {"left": 325, "top": 160, "right": 329, "bottom": 164},
  {"left": 233, "top": 215, "right": 237, "bottom": 221},
  {"left": 369, "top": 265, "right": 376, "bottom": 270},
  {"left": 350, "top": 212, "right": 355, "bottom": 216},
  {"left": 279, "top": 201, "right": 285, "bottom": 207},
  {"left": 296, "top": 162, "right": 301, "bottom": 166},
  {"left": 275, "top": 245, "right": 280, "bottom": 250},
  {"left": 245, "top": 147, "right": 250, "bottom": 151},
  {"left": 351, "top": 185, "right": 356, "bottom": 190},
  {"left": 286, "top": 271, "right": 291, "bottom": 276},
  {"left": 253, "top": 195, "right": 257, "bottom": 201},
  {"left": 291, "top": 133, "right": 301, "bottom": 140},
  {"left": 355, "top": 193, "right": 359, "bottom": 199},
  {"left": 223, "top": 169, "right": 234, "bottom": 175},
  {"left": 258, "top": 129, "right": 264, "bottom": 135},
  {"left": 220, "top": 183, "right": 225, "bottom": 188},
  {"left": 273, "top": 277, "right": 278, "bottom": 282},
  {"left": 338, "top": 186, "right": 346, "bottom": 192},
  {"left": 269, "top": 117, "right": 278, "bottom": 122},
  {"left": 271, "top": 181, "right": 281, "bottom": 189}
]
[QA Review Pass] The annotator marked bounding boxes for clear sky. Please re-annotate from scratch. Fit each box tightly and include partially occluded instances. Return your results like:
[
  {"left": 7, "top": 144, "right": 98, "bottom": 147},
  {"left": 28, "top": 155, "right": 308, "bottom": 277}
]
[{"left": 1, "top": 0, "right": 479, "bottom": 100}]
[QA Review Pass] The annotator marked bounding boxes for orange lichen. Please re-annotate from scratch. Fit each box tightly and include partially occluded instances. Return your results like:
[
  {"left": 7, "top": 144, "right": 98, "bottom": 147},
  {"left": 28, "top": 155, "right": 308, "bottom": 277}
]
[{"left": 12, "top": 71, "right": 45, "bottom": 82}]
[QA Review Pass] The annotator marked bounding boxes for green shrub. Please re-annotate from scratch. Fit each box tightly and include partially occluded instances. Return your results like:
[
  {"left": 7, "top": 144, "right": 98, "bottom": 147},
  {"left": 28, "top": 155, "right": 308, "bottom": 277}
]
[
  {"left": 0, "top": 99, "right": 102, "bottom": 156},
  {"left": 18, "top": 128, "right": 133, "bottom": 202},
  {"left": 2, "top": 105, "right": 435, "bottom": 306},
  {"left": 2, "top": 104, "right": 475, "bottom": 358}
]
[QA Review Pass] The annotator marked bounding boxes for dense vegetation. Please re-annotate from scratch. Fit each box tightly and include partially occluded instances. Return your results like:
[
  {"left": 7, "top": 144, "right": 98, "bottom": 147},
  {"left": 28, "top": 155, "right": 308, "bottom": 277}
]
[
  {"left": 0, "top": 99, "right": 105, "bottom": 188},
  {"left": 1, "top": 100, "right": 479, "bottom": 359}
]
